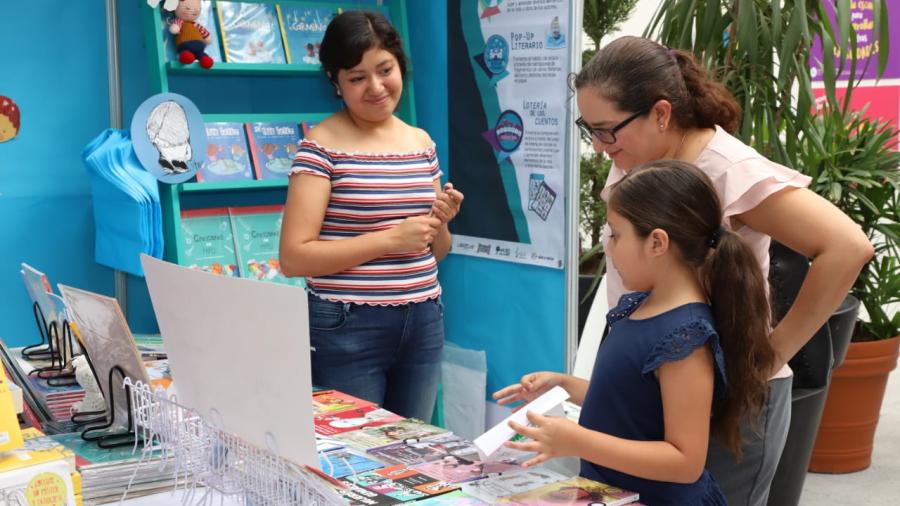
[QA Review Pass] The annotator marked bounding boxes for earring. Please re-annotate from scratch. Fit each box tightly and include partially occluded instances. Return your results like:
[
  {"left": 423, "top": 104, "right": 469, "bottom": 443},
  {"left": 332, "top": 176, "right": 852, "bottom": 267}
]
[{"left": 659, "top": 123, "right": 664, "bottom": 130}]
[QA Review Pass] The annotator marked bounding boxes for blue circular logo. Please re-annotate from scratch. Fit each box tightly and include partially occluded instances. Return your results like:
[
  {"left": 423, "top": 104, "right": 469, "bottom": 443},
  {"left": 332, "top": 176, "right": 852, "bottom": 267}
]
[
  {"left": 494, "top": 110, "right": 524, "bottom": 152},
  {"left": 484, "top": 35, "right": 509, "bottom": 75},
  {"left": 131, "top": 92, "right": 207, "bottom": 184}
]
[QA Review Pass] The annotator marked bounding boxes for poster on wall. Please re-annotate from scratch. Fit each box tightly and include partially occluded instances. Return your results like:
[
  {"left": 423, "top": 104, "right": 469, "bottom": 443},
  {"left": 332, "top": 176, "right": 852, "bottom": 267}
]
[
  {"left": 0, "top": 95, "right": 20, "bottom": 143},
  {"left": 809, "top": 0, "right": 900, "bottom": 82},
  {"left": 447, "top": 0, "right": 572, "bottom": 269}
]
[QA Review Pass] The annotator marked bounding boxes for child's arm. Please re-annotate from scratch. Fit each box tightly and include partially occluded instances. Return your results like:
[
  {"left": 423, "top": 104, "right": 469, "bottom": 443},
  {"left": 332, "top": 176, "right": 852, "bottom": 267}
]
[
  {"left": 507, "top": 346, "right": 714, "bottom": 484},
  {"left": 493, "top": 372, "right": 590, "bottom": 408}
]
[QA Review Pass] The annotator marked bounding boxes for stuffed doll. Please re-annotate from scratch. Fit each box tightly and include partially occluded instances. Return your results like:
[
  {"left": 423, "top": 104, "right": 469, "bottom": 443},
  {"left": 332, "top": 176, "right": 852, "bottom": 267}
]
[{"left": 168, "top": 0, "right": 214, "bottom": 69}]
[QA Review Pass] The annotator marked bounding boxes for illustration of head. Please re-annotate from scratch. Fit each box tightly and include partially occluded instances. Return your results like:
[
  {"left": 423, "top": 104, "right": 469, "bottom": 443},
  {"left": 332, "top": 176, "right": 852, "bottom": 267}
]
[
  {"left": 550, "top": 16, "right": 562, "bottom": 39},
  {"left": 230, "top": 143, "right": 245, "bottom": 158},
  {"left": 207, "top": 143, "right": 223, "bottom": 161},
  {"left": 146, "top": 100, "right": 192, "bottom": 174},
  {"left": 0, "top": 95, "right": 21, "bottom": 142}
]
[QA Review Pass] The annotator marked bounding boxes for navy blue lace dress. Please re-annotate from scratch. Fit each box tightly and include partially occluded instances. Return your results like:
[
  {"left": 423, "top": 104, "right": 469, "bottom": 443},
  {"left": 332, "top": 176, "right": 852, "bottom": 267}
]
[{"left": 579, "top": 292, "right": 729, "bottom": 505}]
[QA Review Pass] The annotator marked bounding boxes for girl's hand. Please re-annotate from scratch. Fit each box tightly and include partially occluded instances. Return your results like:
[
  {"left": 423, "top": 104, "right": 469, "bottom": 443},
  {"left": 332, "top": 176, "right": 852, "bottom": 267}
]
[
  {"left": 506, "top": 411, "right": 582, "bottom": 467},
  {"left": 431, "top": 182, "right": 464, "bottom": 225},
  {"left": 492, "top": 372, "right": 562, "bottom": 411},
  {"left": 388, "top": 216, "right": 442, "bottom": 253}
]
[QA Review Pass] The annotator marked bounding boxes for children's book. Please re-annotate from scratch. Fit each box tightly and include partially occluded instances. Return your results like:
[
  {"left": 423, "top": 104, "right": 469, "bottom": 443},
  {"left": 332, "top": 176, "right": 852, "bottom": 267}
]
[
  {"left": 334, "top": 419, "right": 449, "bottom": 451},
  {"left": 316, "top": 436, "right": 346, "bottom": 453},
  {"left": 162, "top": 0, "right": 222, "bottom": 63},
  {"left": 0, "top": 428, "right": 75, "bottom": 473},
  {"left": 180, "top": 208, "right": 240, "bottom": 277},
  {"left": 246, "top": 121, "right": 302, "bottom": 180},
  {"left": 315, "top": 406, "right": 404, "bottom": 436},
  {"left": 319, "top": 447, "right": 385, "bottom": 479},
  {"left": 229, "top": 205, "right": 304, "bottom": 287},
  {"left": 500, "top": 476, "right": 639, "bottom": 506},
  {"left": 313, "top": 390, "right": 377, "bottom": 415},
  {"left": 217, "top": 1, "right": 286, "bottom": 63},
  {"left": 196, "top": 122, "right": 253, "bottom": 182},
  {"left": 340, "top": 464, "right": 457, "bottom": 505},
  {"left": 413, "top": 490, "right": 489, "bottom": 505},
  {"left": 277, "top": 4, "right": 339, "bottom": 65},
  {"left": 143, "top": 358, "right": 173, "bottom": 392},
  {"left": 461, "top": 469, "right": 566, "bottom": 505}
]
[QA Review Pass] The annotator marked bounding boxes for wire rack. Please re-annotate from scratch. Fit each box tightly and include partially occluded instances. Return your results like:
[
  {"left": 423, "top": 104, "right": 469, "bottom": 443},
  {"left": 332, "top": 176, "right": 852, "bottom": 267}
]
[{"left": 124, "top": 378, "right": 347, "bottom": 505}]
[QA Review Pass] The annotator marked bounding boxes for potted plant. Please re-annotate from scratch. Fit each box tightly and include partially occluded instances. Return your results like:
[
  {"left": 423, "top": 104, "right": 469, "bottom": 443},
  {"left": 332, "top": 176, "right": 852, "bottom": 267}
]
[{"left": 801, "top": 102, "right": 900, "bottom": 473}]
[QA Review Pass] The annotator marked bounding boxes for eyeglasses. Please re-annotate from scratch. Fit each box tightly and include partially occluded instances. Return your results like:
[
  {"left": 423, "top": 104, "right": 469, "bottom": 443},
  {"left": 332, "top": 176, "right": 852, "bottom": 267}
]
[{"left": 575, "top": 108, "right": 650, "bottom": 144}]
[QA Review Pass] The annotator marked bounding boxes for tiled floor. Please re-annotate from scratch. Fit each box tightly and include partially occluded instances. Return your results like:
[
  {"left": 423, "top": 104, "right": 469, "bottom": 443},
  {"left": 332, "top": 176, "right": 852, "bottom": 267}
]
[{"left": 799, "top": 365, "right": 900, "bottom": 505}]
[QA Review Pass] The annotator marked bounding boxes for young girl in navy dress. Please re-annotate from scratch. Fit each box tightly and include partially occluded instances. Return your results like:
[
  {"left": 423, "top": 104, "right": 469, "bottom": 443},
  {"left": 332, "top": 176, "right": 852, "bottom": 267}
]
[{"left": 494, "top": 160, "right": 776, "bottom": 505}]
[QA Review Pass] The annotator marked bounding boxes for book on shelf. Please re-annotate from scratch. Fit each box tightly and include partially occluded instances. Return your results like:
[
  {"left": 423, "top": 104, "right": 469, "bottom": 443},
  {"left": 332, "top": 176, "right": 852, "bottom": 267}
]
[
  {"left": 313, "top": 390, "right": 377, "bottom": 415},
  {"left": 318, "top": 447, "right": 385, "bottom": 479},
  {"left": 276, "top": 4, "right": 339, "bottom": 65},
  {"left": 340, "top": 464, "right": 458, "bottom": 505},
  {"left": 500, "top": 476, "right": 639, "bottom": 506},
  {"left": 216, "top": 1, "right": 286, "bottom": 63},
  {"left": 229, "top": 205, "right": 305, "bottom": 287},
  {"left": 196, "top": 122, "right": 253, "bottom": 183},
  {"left": 180, "top": 207, "right": 241, "bottom": 277},
  {"left": 461, "top": 468, "right": 567, "bottom": 505},
  {"left": 246, "top": 121, "right": 302, "bottom": 180},
  {"left": 333, "top": 419, "right": 449, "bottom": 452},
  {"left": 162, "top": 0, "right": 223, "bottom": 64},
  {"left": 315, "top": 406, "right": 403, "bottom": 436}
]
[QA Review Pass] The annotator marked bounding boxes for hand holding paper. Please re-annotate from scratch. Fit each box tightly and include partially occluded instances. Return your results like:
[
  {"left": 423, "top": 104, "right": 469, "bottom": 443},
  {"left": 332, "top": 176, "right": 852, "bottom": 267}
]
[{"left": 474, "top": 385, "right": 569, "bottom": 457}]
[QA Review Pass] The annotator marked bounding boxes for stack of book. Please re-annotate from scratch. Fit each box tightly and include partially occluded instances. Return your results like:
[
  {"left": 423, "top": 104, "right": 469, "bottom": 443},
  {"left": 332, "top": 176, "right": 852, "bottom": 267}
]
[
  {"left": 0, "top": 428, "right": 82, "bottom": 505},
  {"left": 0, "top": 340, "right": 85, "bottom": 427}
]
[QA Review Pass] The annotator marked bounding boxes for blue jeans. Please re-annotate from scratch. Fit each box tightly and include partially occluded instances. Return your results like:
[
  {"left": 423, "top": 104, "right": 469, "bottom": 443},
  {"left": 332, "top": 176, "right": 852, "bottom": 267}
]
[{"left": 307, "top": 293, "right": 444, "bottom": 422}]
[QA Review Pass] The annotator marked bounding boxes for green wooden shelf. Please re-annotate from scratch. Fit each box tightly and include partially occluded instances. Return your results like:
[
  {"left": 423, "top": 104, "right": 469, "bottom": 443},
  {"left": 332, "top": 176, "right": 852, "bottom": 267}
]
[
  {"left": 178, "top": 179, "right": 289, "bottom": 193},
  {"left": 166, "top": 61, "right": 320, "bottom": 76}
]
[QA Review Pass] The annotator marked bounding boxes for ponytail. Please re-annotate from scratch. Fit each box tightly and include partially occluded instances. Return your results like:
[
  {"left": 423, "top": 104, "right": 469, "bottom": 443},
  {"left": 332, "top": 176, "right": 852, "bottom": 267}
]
[
  {"left": 670, "top": 49, "right": 742, "bottom": 134},
  {"left": 702, "top": 229, "right": 775, "bottom": 458}
]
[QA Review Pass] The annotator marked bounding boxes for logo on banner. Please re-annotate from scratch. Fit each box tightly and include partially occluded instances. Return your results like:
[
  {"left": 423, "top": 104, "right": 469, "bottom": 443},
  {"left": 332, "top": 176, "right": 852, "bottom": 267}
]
[
  {"left": 482, "top": 110, "right": 524, "bottom": 162},
  {"left": 479, "top": 0, "right": 503, "bottom": 19},
  {"left": 474, "top": 35, "right": 510, "bottom": 84}
]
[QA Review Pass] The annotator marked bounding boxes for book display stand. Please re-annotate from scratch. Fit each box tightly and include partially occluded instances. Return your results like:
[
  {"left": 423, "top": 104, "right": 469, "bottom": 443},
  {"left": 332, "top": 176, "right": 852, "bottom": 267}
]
[
  {"left": 79, "top": 365, "right": 140, "bottom": 449},
  {"left": 124, "top": 378, "right": 345, "bottom": 505}
]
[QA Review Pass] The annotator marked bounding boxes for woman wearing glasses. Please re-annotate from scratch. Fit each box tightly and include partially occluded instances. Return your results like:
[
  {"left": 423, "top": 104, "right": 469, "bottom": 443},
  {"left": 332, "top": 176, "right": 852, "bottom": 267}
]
[{"left": 572, "top": 36, "right": 871, "bottom": 506}]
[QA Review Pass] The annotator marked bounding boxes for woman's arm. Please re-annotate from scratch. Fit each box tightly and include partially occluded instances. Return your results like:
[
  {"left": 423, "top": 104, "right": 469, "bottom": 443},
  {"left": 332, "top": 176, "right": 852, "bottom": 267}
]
[
  {"left": 508, "top": 347, "right": 714, "bottom": 484},
  {"left": 735, "top": 187, "right": 874, "bottom": 371},
  {"left": 279, "top": 174, "right": 441, "bottom": 277}
]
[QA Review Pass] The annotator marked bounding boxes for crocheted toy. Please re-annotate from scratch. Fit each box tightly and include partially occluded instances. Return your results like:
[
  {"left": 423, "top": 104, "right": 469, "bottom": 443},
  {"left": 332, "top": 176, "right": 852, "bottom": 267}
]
[{"left": 167, "top": 0, "right": 214, "bottom": 69}]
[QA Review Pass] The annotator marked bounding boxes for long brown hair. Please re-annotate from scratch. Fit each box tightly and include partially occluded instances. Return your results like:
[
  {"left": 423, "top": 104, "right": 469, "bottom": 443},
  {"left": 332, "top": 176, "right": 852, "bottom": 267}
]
[
  {"left": 574, "top": 36, "right": 741, "bottom": 134},
  {"left": 608, "top": 160, "right": 774, "bottom": 458}
]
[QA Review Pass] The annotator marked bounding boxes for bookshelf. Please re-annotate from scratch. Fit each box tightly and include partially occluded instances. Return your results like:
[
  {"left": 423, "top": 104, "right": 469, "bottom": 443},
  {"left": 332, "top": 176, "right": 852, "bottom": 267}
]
[{"left": 141, "top": 0, "right": 416, "bottom": 266}]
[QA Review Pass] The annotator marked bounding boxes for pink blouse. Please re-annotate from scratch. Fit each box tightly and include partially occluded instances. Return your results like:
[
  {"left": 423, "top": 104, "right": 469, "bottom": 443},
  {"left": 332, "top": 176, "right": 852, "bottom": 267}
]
[{"left": 601, "top": 125, "right": 812, "bottom": 379}]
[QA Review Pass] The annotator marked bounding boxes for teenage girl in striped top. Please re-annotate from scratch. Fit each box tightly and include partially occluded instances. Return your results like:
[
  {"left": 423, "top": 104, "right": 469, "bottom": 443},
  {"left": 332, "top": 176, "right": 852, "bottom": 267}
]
[{"left": 279, "top": 11, "right": 463, "bottom": 422}]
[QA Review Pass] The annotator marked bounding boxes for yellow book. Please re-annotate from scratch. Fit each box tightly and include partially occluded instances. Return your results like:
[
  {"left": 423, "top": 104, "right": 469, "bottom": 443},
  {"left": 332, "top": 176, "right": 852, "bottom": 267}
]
[
  {"left": 0, "top": 458, "right": 78, "bottom": 506},
  {"left": 0, "top": 372, "right": 23, "bottom": 452},
  {"left": 0, "top": 428, "right": 75, "bottom": 473}
]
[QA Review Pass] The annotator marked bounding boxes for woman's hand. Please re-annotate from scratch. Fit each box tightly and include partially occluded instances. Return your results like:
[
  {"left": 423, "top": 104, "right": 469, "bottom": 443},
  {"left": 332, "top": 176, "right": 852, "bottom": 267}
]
[
  {"left": 431, "top": 182, "right": 464, "bottom": 225},
  {"left": 492, "top": 371, "right": 563, "bottom": 411},
  {"left": 388, "top": 215, "right": 442, "bottom": 253},
  {"left": 506, "top": 411, "right": 583, "bottom": 467}
]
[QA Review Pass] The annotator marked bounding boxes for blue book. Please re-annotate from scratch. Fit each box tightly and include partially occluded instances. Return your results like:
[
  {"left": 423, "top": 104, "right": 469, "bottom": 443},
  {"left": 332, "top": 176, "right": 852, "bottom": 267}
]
[
  {"left": 161, "top": 0, "right": 222, "bottom": 63},
  {"left": 246, "top": 121, "right": 301, "bottom": 180},
  {"left": 216, "top": 1, "right": 286, "bottom": 64},
  {"left": 277, "top": 4, "right": 340, "bottom": 66},
  {"left": 196, "top": 122, "right": 253, "bottom": 182},
  {"left": 319, "top": 448, "right": 385, "bottom": 479}
]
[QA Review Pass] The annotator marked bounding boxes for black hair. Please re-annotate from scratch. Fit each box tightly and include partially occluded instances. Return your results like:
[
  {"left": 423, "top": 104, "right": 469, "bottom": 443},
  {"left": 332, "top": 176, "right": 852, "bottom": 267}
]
[{"left": 319, "top": 10, "right": 407, "bottom": 86}]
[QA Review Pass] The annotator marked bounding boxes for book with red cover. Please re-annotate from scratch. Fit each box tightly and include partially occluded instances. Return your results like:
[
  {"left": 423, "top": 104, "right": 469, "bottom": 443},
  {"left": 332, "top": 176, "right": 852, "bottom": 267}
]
[
  {"left": 313, "top": 390, "right": 377, "bottom": 415},
  {"left": 315, "top": 406, "right": 403, "bottom": 436}
]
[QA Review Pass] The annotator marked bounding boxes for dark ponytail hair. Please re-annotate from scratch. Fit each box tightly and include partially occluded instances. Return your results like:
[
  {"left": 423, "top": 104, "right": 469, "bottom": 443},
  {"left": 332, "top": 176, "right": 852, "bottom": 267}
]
[
  {"left": 574, "top": 36, "right": 741, "bottom": 134},
  {"left": 608, "top": 160, "right": 774, "bottom": 458},
  {"left": 319, "top": 11, "right": 407, "bottom": 86}
]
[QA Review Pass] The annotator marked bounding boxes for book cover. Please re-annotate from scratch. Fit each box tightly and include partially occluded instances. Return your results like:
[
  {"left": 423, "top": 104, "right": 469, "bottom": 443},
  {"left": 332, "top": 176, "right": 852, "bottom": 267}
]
[
  {"left": 217, "top": 1, "right": 286, "bottom": 63},
  {"left": 229, "top": 205, "right": 305, "bottom": 287},
  {"left": 196, "top": 122, "right": 253, "bottom": 182},
  {"left": 0, "top": 457, "right": 78, "bottom": 506},
  {"left": 461, "top": 469, "right": 566, "bottom": 505},
  {"left": 313, "top": 390, "right": 377, "bottom": 415},
  {"left": 246, "top": 121, "right": 302, "bottom": 180},
  {"left": 180, "top": 208, "right": 240, "bottom": 277},
  {"left": 0, "top": 428, "right": 75, "bottom": 473},
  {"left": 315, "top": 406, "right": 404, "bottom": 436},
  {"left": 143, "top": 358, "right": 173, "bottom": 392},
  {"left": 0, "top": 374, "right": 23, "bottom": 453},
  {"left": 277, "top": 4, "right": 339, "bottom": 65},
  {"left": 500, "top": 476, "right": 639, "bottom": 506},
  {"left": 414, "top": 490, "right": 489, "bottom": 505},
  {"left": 340, "top": 464, "right": 457, "bottom": 504},
  {"left": 334, "top": 419, "right": 449, "bottom": 451},
  {"left": 319, "top": 447, "right": 385, "bottom": 479},
  {"left": 369, "top": 434, "right": 479, "bottom": 467},
  {"left": 162, "top": 0, "right": 222, "bottom": 63}
]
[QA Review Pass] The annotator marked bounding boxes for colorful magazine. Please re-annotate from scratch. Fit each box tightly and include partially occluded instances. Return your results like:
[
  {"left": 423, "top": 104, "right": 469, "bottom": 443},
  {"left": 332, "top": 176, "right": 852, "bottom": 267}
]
[
  {"left": 501, "top": 476, "right": 639, "bottom": 506},
  {"left": 370, "top": 434, "right": 480, "bottom": 467},
  {"left": 414, "top": 490, "right": 489, "bottom": 505},
  {"left": 180, "top": 208, "right": 240, "bottom": 277},
  {"left": 277, "top": 4, "right": 339, "bottom": 65},
  {"left": 461, "top": 469, "right": 567, "bottom": 505},
  {"left": 196, "top": 122, "right": 253, "bottom": 182},
  {"left": 334, "top": 419, "right": 449, "bottom": 451},
  {"left": 319, "top": 447, "right": 385, "bottom": 479},
  {"left": 246, "top": 121, "right": 302, "bottom": 179},
  {"left": 229, "top": 205, "right": 304, "bottom": 287},
  {"left": 162, "top": 0, "right": 222, "bottom": 63},
  {"left": 315, "top": 406, "right": 404, "bottom": 436},
  {"left": 340, "top": 464, "right": 457, "bottom": 504},
  {"left": 217, "top": 1, "right": 286, "bottom": 63},
  {"left": 312, "top": 389, "right": 377, "bottom": 415}
]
